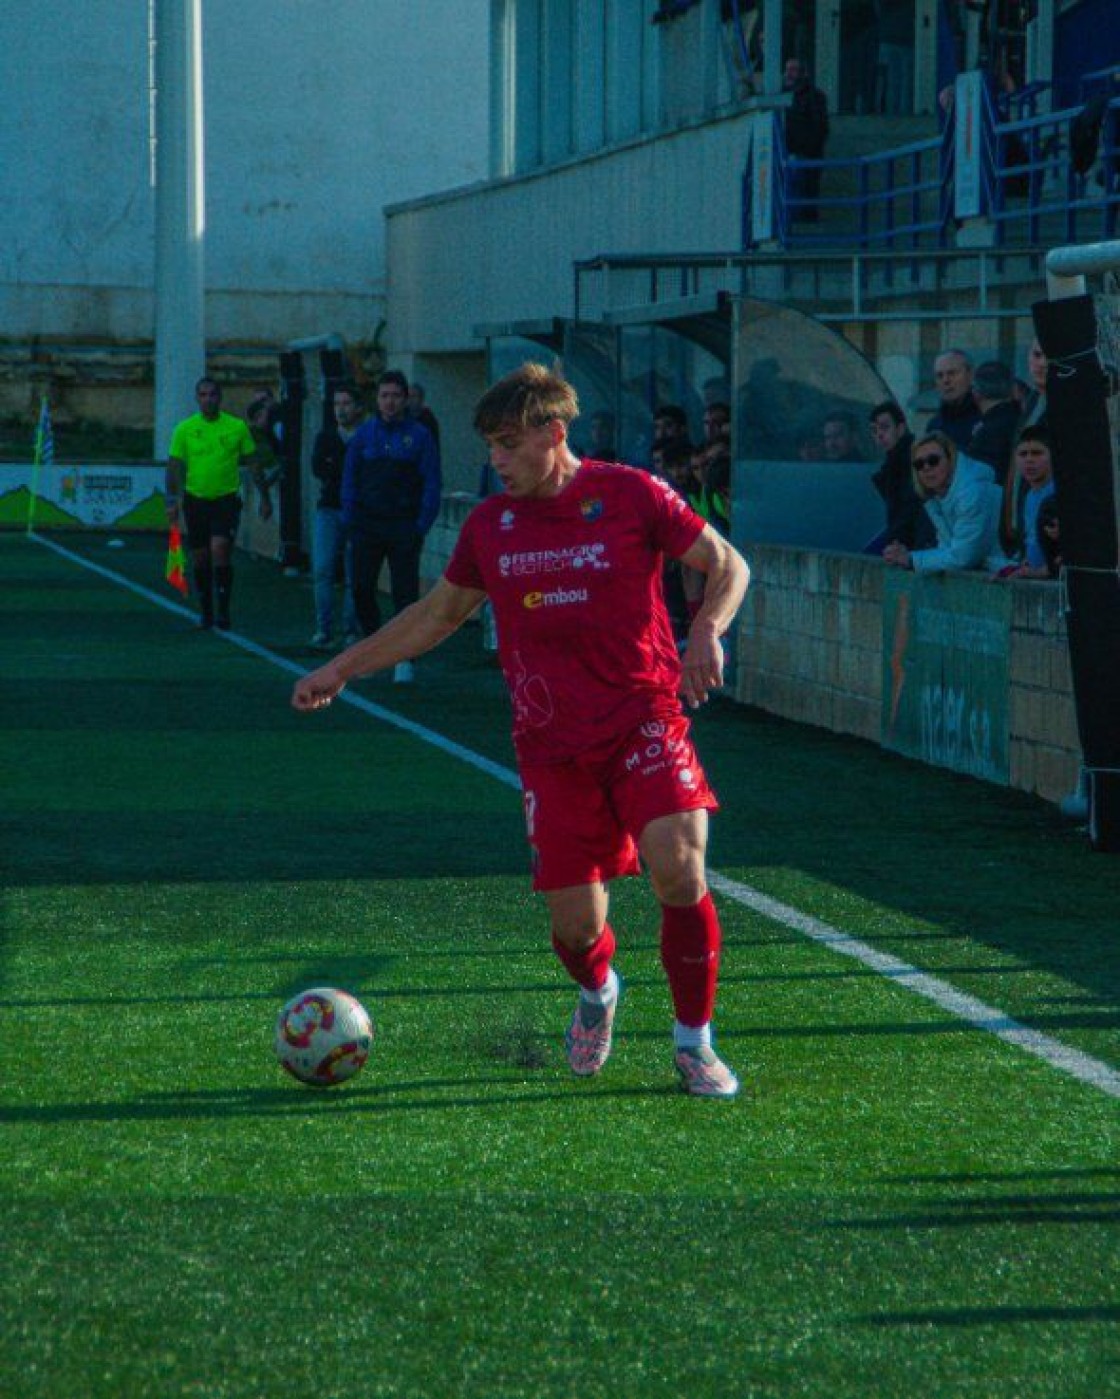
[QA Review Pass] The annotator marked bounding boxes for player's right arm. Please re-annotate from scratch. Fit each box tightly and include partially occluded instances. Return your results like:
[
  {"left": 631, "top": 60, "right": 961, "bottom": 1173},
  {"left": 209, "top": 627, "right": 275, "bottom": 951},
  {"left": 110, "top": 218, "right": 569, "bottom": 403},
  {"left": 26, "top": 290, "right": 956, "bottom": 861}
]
[{"left": 291, "top": 576, "right": 487, "bottom": 712}]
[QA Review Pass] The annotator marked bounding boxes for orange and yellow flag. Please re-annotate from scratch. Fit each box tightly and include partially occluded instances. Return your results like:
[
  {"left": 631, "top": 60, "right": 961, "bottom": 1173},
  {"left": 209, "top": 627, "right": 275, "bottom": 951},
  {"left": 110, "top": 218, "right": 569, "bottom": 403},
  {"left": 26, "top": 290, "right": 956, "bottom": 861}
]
[{"left": 165, "top": 525, "right": 189, "bottom": 596}]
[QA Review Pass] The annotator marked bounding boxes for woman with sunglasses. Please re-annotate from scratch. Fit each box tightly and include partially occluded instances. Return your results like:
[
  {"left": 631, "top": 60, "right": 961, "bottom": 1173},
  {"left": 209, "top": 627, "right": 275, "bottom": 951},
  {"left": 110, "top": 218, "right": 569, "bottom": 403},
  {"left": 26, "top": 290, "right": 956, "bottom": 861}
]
[{"left": 882, "top": 430, "right": 1009, "bottom": 575}]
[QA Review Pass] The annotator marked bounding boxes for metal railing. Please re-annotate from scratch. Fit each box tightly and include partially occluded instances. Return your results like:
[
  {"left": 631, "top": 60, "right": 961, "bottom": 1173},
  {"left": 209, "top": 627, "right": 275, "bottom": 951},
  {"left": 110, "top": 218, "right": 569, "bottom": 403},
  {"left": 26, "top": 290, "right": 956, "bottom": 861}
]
[
  {"left": 744, "top": 84, "right": 1120, "bottom": 255},
  {"left": 572, "top": 247, "right": 1046, "bottom": 322}
]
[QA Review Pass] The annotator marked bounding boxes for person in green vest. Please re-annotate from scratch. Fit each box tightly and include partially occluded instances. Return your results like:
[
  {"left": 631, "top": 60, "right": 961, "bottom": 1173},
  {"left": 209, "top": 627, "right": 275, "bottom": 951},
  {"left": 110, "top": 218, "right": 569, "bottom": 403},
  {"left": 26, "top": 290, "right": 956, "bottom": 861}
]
[{"left": 165, "top": 377, "right": 268, "bottom": 630}]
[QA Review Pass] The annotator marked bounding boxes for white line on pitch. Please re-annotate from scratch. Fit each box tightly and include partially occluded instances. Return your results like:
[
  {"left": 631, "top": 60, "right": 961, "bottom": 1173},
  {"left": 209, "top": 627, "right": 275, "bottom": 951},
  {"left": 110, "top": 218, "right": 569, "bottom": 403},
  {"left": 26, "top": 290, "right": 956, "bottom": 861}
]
[{"left": 31, "top": 532, "right": 1120, "bottom": 1101}]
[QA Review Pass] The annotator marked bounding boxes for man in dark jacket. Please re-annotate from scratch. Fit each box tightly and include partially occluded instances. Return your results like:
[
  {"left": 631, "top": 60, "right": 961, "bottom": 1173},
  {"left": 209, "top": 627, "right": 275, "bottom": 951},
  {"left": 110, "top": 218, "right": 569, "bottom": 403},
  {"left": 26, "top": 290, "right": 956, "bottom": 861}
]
[
  {"left": 925, "top": 349, "right": 982, "bottom": 448},
  {"left": 309, "top": 380, "right": 366, "bottom": 649},
  {"left": 342, "top": 369, "right": 442, "bottom": 681},
  {"left": 783, "top": 59, "right": 829, "bottom": 222},
  {"left": 868, "top": 400, "right": 935, "bottom": 550},
  {"left": 968, "top": 360, "right": 1020, "bottom": 484}
]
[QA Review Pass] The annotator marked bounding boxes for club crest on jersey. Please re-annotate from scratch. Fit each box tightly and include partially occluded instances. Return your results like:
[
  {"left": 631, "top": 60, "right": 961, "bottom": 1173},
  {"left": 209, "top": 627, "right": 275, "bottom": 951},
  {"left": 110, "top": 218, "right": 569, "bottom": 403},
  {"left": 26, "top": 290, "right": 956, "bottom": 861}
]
[{"left": 579, "top": 497, "right": 603, "bottom": 522}]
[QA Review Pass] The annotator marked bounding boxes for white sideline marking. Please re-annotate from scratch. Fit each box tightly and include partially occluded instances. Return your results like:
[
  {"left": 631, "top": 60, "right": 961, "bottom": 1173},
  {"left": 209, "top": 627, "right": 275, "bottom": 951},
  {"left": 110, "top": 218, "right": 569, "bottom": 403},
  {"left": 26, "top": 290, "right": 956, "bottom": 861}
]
[{"left": 31, "top": 533, "right": 1120, "bottom": 1101}]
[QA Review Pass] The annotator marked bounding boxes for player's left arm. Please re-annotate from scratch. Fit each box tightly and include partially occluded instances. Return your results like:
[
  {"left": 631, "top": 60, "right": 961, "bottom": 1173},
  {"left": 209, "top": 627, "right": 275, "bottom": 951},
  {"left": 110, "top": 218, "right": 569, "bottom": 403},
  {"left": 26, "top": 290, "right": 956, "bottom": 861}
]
[{"left": 676, "top": 524, "right": 750, "bottom": 708}]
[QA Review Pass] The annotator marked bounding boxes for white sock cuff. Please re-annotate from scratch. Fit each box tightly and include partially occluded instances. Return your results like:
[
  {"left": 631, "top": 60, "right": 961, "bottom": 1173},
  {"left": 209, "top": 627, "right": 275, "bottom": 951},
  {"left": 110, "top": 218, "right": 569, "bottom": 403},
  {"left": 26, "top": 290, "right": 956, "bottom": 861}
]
[
  {"left": 673, "top": 1020, "right": 712, "bottom": 1050},
  {"left": 579, "top": 967, "right": 619, "bottom": 1006}
]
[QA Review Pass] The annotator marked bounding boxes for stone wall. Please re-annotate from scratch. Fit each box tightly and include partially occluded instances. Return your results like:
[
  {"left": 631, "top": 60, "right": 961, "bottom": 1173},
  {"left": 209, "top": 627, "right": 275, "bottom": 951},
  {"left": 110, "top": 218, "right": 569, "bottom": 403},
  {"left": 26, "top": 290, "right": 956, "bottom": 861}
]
[{"left": 735, "top": 544, "right": 1080, "bottom": 805}]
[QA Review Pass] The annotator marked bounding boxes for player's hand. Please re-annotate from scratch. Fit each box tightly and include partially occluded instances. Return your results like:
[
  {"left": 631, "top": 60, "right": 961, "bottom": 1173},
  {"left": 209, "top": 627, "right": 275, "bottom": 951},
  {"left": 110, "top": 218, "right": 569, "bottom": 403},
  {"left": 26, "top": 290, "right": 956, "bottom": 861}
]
[
  {"left": 292, "top": 663, "right": 346, "bottom": 712},
  {"left": 678, "top": 629, "right": 724, "bottom": 709}
]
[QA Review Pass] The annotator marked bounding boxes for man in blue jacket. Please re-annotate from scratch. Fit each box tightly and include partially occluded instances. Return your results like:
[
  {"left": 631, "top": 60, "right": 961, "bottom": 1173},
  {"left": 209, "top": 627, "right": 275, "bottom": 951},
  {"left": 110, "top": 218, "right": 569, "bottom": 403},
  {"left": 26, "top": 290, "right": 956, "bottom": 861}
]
[{"left": 342, "top": 369, "right": 441, "bottom": 683}]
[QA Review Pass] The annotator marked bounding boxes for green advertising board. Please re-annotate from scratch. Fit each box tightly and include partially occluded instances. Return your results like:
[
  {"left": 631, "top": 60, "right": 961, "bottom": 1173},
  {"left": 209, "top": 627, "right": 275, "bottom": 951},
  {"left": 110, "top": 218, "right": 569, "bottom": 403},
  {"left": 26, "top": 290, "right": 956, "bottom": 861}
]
[{"left": 881, "top": 571, "right": 1011, "bottom": 784}]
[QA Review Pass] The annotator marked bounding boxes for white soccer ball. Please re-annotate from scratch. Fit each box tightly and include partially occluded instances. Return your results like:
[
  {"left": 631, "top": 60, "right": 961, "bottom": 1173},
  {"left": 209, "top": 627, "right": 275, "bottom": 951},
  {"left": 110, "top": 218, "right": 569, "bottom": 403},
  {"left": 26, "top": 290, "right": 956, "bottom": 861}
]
[{"left": 275, "top": 987, "right": 374, "bottom": 1087}]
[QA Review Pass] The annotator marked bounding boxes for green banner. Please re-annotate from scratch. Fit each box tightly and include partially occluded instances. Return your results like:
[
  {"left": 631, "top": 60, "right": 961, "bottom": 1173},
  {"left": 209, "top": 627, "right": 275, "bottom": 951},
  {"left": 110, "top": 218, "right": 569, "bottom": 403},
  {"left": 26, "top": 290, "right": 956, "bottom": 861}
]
[{"left": 882, "top": 572, "right": 1011, "bottom": 783}]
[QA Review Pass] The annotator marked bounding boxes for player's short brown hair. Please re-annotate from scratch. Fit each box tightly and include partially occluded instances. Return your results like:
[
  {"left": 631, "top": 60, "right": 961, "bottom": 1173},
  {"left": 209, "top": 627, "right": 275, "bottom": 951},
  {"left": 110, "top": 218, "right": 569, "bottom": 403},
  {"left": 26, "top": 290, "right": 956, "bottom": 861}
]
[{"left": 473, "top": 362, "right": 580, "bottom": 436}]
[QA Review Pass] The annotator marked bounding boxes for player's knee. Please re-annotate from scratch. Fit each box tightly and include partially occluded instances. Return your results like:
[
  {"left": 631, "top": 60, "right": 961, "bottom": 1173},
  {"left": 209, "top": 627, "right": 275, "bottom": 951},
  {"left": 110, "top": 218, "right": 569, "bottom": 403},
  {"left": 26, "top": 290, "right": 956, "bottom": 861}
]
[
  {"left": 651, "top": 865, "right": 707, "bottom": 907},
  {"left": 550, "top": 913, "right": 604, "bottom": 952}
]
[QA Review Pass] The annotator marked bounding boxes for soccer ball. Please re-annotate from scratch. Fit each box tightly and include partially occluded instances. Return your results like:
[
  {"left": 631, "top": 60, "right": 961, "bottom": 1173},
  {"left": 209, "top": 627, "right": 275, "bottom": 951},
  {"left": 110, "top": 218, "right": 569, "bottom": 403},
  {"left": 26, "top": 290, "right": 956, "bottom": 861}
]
[{"left": 275, "top": 987, "right": 374, "bottom": 1087}]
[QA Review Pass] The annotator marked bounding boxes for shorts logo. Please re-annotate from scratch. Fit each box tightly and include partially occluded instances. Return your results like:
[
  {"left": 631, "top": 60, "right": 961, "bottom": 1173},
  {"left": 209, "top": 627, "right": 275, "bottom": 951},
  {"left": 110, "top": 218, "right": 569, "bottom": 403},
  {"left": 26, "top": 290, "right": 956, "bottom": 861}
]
[
  {"left": 580, "top": 497, "right": 603, "bottom": 521},
  {"left": 522, "top": 586, "right": 589, "bottom": 609},
  {"left": 677, "top": 766, "right": 697, "bottom": 789}
]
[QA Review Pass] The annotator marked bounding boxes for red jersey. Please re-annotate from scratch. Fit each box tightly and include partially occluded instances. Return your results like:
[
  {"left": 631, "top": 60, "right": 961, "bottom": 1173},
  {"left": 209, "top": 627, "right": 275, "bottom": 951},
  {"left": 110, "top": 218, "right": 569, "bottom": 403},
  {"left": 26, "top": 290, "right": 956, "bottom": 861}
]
[{"left": 445, "top": 460, "right": 705, "bottom": 763}]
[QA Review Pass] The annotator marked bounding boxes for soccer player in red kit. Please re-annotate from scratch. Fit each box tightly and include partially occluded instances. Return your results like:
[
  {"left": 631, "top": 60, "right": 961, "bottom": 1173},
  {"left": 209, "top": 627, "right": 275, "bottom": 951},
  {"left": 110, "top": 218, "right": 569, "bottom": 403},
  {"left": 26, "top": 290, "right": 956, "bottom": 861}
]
[{"left": 292, "top": 363, "right": 750, "bottom": 1097}]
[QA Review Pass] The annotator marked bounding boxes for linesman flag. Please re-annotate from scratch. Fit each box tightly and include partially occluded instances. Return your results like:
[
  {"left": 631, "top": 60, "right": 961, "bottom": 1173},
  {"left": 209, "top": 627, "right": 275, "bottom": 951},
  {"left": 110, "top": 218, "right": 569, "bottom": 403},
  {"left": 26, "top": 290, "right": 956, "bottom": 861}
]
[
  {"left": 26, "top": 394, "right": 55, "bottom": 533},
  {"left": 165, "top": 524, "right": 189, "bottom": 596}
]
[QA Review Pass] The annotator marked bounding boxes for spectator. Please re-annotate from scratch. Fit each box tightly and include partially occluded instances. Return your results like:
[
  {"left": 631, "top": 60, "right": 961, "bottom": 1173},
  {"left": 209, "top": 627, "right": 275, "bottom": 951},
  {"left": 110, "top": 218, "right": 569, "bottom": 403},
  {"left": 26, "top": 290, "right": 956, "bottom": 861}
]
[
  {"left": 342, "top": 369, "right": 442, "bottom": 683},
  {"left": 652, "top": 439, "right": 699, "bottom": 502},
  {"left": 1036, "top": 495, "right": 1062, "bottom": 578},
  {"left": 997, "top": 426, "right": 1057, "bottom": 575},
  {"left": 878, "top": 0, "right": 914, "bottom": 114},
  {"left": 246, "top": 388, "right": 284, "bottom": 457},
  {"left": 653, "top": 403, "right": 692, "bottom": 453},
  {"left": 783, "top": 58, "right": 829, "bottom": 222},
  {"left": 650, "top": 440, "right": 695, "bottom": 642},
  {"left": 926, "top": 349, "right": 982, "bottom": 449},
  {"left": 165, "top": 376, "right": 263, "bottom": 632},
  {"left": 309, "top": 381, "right": 366, "bottom": 650},
  {"left": 820, "top": 410, "right": 866, "bottom": 462},
  {"left": 968, "top": 359, "right": 1020, "bottom": 483},
  {"left": 1017, "top": 338, "right": 1049, "bottom": 432},
  {"left": 702, "top": 401, "right": 731, "bottom": 448},
  {"left": 868, "top": 400, "right": 934, "bottom": 550},
  {"left": 245, "top": 394, "right": 284, "bottom": 497},
  {"left": 584, "top": 409, "right": 619, "bottom": 462},
  {"left": 882, "top": 430, "right": 1008, "bottom": 574},
  {"left": 407, "top": 381, "right": 441, "bottom": 453},
  {"left": 840, "top": 0, "right": 878, "bottom": 115}
]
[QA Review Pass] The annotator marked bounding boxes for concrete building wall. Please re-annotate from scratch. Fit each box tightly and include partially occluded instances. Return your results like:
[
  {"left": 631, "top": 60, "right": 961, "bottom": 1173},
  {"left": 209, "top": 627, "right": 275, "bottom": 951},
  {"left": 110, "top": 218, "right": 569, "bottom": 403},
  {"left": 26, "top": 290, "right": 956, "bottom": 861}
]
[
  {"left": 0, "top": 1, "right": 489, "bottom": 349},
  {"left": 386, "top": 109, "right": 757, "bottom": 353}
]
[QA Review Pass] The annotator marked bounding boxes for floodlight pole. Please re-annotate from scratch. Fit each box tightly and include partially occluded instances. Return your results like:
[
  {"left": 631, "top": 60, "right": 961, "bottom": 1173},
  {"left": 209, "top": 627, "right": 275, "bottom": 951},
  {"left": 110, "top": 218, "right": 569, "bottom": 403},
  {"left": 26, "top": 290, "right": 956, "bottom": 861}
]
[{"left": 153, "top": 0, "right": 206, "bottom": 461}]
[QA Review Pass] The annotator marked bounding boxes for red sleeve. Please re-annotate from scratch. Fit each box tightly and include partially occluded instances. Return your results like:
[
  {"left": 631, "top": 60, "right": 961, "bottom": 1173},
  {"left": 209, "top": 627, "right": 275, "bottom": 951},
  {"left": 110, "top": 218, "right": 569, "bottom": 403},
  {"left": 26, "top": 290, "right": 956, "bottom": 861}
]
[
  {"left": 639, "top": 469, "right": 706, "bottom": 557},
  {"left": 444, "top": 504, "right": 487, "bottom": 591}
]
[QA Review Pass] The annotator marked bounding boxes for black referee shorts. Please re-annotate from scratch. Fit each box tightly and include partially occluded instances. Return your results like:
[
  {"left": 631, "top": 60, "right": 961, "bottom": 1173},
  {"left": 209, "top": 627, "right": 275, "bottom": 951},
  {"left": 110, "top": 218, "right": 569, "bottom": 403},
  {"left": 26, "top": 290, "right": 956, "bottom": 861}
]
[{"left": 183, "top": 492, "right": 243, "bottom": 550}]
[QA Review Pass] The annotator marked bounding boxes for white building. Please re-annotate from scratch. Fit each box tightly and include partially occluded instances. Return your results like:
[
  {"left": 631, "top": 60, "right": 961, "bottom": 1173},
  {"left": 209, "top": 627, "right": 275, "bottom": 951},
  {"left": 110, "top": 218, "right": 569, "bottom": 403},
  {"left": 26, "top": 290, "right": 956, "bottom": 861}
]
[{"left": 0, "top": 1, "right": 488, "bottom": 434}]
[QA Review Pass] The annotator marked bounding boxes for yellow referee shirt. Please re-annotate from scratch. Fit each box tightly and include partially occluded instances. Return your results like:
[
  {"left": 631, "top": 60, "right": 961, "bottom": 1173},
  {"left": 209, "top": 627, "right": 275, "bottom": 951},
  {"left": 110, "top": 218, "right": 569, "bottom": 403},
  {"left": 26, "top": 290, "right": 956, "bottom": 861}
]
[{"left": 168, "top": 412, "right": 256, "bottom": 499}]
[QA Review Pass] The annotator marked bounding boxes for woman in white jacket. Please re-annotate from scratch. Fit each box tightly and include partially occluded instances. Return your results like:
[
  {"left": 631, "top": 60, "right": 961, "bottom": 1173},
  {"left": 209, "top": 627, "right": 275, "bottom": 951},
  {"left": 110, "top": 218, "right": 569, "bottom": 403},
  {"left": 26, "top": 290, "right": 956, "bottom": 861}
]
[{"left": 882, "top": 430, "right": 1009, "bottom": 574}]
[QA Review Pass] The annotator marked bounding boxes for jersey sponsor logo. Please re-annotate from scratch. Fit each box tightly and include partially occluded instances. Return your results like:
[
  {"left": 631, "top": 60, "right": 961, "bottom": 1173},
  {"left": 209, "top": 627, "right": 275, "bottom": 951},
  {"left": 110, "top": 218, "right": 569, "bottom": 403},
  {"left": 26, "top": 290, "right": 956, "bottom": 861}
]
[
  {"left": 522, "top": 586, "right": 589, "bottom": 610},
  {"left": 498, "top": 543, "right": 609, "bottom": 577}
]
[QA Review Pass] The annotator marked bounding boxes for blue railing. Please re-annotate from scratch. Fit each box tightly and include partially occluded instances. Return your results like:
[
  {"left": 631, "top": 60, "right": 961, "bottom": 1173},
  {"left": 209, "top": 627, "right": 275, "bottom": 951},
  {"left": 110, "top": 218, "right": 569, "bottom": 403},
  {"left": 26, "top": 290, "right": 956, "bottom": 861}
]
[{"left": 745, "top": 81, "right": 1120, "bottom": 253}]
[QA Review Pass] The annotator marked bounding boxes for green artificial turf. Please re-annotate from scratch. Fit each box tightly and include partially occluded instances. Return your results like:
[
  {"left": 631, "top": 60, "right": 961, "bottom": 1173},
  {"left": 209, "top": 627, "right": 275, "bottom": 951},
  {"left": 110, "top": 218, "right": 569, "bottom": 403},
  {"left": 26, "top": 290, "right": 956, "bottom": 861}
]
[{"left": 1, "top": 532, "right": 1118, "bottom": 1398}]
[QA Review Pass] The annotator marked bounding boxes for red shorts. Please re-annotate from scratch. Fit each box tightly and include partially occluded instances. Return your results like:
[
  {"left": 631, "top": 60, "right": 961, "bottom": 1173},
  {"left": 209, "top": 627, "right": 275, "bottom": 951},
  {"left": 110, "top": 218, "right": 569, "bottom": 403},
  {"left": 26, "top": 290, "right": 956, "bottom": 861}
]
[{"left": 518, "top": 713, "right": 719, "bottom": 891}]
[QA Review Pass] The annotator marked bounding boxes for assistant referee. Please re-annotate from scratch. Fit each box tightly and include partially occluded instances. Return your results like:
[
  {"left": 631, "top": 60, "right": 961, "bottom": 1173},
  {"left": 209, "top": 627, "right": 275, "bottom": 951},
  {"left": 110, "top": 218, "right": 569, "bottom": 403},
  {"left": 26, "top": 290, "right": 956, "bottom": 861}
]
[{"left": 165, "top": 377, "right": 268, "bottom": 631}]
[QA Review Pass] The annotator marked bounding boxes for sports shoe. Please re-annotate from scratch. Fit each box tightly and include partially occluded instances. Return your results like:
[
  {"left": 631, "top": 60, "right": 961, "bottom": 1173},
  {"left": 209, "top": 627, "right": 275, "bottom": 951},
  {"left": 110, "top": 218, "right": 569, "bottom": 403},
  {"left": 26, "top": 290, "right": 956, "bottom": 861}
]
[
  {"left": 565, "top": 987, "right": 619, "bottom": 1076},
  {"left": 310, "top": 630, "right": 332, "bottom": 650},
  {"left": 674, "top": 1045, "right": 740, "bottom": 1099},
  {"left": 393, "top": 661, "right": 415, "bottom": 684}
]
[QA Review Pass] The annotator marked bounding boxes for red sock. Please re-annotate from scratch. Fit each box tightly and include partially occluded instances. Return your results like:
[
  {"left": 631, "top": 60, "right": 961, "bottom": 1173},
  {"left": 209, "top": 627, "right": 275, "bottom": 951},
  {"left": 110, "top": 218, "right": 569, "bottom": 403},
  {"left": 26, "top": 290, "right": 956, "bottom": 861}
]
[
  {"left": 552, "top": 923, "right": 616, "bottom": 992},
  {"left": 660, "top": 894, "right": 720, "bottom": 1027}
]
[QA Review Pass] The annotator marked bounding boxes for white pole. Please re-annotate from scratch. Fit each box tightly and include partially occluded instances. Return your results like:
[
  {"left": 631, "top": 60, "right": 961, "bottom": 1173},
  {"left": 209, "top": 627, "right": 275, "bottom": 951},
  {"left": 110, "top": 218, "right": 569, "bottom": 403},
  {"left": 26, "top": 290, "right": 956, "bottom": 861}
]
[{"left": 153, "top": 0, "right": 205, "bottom": 460}]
